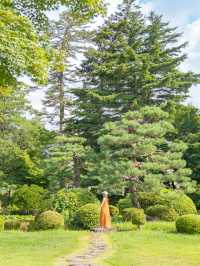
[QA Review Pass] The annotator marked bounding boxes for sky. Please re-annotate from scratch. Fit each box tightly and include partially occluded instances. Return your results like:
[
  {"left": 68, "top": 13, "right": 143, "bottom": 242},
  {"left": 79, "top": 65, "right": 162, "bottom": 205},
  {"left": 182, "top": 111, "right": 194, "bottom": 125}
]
[{"left": 29, "top": 0, "right": 200, "bottom": 110}]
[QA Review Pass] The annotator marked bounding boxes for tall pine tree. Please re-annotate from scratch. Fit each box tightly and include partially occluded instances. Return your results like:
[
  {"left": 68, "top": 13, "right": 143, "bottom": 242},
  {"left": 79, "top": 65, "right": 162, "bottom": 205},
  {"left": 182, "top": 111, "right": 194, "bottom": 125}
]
[
  {"left": 68, "top": 0, "right": 200, "bottom": 146},
  {"left": 95, "top": 106, "right": 195, "bottom": 206}
]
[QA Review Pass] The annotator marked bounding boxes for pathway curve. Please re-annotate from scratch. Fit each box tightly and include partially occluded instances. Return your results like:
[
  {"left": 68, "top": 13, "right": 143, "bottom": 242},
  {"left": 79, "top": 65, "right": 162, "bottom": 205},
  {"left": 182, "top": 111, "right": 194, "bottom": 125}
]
[{"left": 57, "top": 232, "right": 108, "bottom": 266}]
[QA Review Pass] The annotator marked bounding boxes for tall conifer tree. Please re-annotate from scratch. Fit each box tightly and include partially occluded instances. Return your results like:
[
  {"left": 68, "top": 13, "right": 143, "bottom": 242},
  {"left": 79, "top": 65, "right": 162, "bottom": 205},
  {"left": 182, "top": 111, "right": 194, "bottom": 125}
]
[{"left": 68, "top": 0, "right": 199, "bottom": 146}]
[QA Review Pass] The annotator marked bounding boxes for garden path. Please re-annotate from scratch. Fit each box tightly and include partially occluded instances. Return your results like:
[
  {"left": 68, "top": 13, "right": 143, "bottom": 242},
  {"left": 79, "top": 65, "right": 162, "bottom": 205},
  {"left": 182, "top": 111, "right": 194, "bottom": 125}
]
[{"left": 56, "top": 232, "right": 108, "bottom": 266}]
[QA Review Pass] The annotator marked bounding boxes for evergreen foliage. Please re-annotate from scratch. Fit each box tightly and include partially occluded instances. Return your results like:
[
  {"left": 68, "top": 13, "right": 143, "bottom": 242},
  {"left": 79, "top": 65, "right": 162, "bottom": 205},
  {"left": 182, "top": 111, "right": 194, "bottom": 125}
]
[
  {"left": 68, "top": 0, "right": 200, "bottom": 146},
  {"left": 95, "top": 106, "right": 195, "bottom": 206}
]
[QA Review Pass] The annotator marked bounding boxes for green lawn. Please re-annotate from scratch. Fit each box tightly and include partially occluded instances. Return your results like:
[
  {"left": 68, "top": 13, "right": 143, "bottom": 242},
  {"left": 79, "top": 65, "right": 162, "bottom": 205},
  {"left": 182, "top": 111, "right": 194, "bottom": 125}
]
[
  {"left": 0, "top": 230, "right": 88, "bottom": 266},
  {"left": 103, "top": 222, "right": 200, "bottom": 266}
]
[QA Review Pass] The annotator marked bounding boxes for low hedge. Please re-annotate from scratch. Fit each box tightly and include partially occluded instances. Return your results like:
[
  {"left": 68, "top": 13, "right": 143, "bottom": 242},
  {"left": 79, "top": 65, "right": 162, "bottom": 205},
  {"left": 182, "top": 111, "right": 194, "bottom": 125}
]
[
  {"left": 33, "top": 211, "right": 64, "bottom": 230},
  {"left": 176, "top": 214, "right": 200, "bottom": 234},
  {"left": 71, "top": 203, "right": 100, "bottom": 230},
  {"left": 114, "top": 222, "right": 135, "bottom": 232},
  {"left": 146, "top": 205, "right": 178, "bottom": 221},
  {"left": 4, "top": 220, "right": 21, "bottom": 230}
]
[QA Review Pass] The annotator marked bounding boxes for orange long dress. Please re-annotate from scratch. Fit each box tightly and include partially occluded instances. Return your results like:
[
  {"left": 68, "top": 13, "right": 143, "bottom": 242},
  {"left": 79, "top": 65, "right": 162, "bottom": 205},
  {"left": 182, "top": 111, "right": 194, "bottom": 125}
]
[{"left": 100, "top": 197, "right": 111, "bottom": 228}]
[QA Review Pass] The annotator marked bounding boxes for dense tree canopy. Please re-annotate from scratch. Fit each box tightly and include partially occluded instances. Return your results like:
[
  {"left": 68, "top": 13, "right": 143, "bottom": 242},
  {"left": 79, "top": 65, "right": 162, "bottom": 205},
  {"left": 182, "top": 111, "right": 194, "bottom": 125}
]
[
  {"left": 67, "top": 1, "right": 200, "bottom": 146},
  {"left": 0, "top": 0, "right": 200, "bottom": 212}
]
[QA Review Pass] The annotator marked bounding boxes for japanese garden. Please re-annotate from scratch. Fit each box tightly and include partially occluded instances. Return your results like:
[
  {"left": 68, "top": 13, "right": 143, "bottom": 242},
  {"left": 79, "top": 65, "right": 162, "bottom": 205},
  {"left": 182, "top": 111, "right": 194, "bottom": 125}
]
[{"left": 1, "top": 0, "right": 200, "bottom": 265}]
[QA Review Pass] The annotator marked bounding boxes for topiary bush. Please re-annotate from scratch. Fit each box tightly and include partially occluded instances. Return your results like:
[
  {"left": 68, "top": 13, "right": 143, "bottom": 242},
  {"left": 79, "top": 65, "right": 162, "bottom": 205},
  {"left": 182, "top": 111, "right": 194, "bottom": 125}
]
[
  {"left": 146, "top": 205, "right": 178, "bottom": 221},
  {"left": 0, "top": 217, "right": 4, "bottom": 231},
  {"left": 118, "top": 197, "right": 132, "bottom": 213},
  {"left": 71, "top": 203, "right": 100, "bottom": 230},
  {"left": 139, "top": 190, "right": 197, "bottom": 215},
  {"left": 131, "top": 208, "right": 146, "bottom": 229},
  {"left": 176, "top": 214, "right": 200, "bottom": 234},
  {"left": 109, "top": 205, "right": 119, "bottom": 218},
  {"left": 11, "top": 185, "right": 46, "bottom": 214},
  {"left": 33, "top": 211, "right": 64, "bottom": 230}
]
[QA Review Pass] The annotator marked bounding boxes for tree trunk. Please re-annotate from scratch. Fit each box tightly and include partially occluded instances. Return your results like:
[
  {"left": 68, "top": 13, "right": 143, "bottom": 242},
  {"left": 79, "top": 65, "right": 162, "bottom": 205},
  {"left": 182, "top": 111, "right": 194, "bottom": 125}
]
[
  {"left": 73, "top": 153, "right": 81, "bottom": 187},
  {"left": 130, "top": 184, "right": 141, "bottom": 208},
  {"left": 58, "top": 71, "right": 64, "bottom": 132}
]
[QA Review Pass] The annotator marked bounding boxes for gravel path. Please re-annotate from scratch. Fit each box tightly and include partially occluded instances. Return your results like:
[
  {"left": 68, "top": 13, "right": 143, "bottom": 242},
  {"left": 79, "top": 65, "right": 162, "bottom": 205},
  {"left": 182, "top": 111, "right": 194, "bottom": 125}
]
[{"left": 56, "top": 232, "right": 108, "bottom": 266}]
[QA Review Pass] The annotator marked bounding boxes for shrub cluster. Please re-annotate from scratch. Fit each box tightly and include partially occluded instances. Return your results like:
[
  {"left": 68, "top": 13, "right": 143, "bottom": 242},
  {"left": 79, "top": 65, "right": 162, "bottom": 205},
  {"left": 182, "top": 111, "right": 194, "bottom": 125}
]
[
  {"left": 146, "top": 205, "right": 178, "bottom": 221},
  {"left": 176, "top": 214, "right": 200, "bottom": 234},
  {"left": 71, "top": 203, "right": 100, "bottom": 230},
  {"left": 33, "top": 211, "right": 64, "bottom": 230},
  {"left": 138, "top": 190, "right": 197, "bottom": 215}
]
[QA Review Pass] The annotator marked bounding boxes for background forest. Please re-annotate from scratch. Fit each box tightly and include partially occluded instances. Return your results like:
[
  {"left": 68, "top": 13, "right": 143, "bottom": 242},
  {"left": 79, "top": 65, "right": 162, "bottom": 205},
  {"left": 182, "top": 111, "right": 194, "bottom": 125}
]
[{"left": 1, "top": 0, "right": 200, "bottom": 216}]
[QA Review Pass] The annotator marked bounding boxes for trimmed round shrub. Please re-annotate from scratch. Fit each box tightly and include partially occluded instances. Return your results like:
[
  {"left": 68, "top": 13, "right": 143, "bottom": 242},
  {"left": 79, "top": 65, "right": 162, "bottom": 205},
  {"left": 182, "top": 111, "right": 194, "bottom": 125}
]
[
  {"left": 11, "top": 185, "right": 46, "bottom": 214},
  {"left": 176, "top": 214, "right": 200, "bottom": 234},
  {"left": 34, "top": 211, "right": 64, "bottom": 230},
  {"left": 0, "top": 217, "right": 4, "bottom": 231},
  {"left": 118, "top": 197, "right": 132, "bottom": 213},
  {"left": 72, "top": 203, "right": 100, "bottom": 230},
  {"left": 109, "top": 205, "right": 119, "bottom": 217},
  {"left": 146, "top": 205, "right": 178, "bottom": 221},
  {"left": 131, "top": 208, "right": 146, "bottom": 229},
  {"left": 139, "top": 190, "right": 197, "bottom": 215},
  {"left": 114, "top": 222, "right": 135, "bottom": 232}
]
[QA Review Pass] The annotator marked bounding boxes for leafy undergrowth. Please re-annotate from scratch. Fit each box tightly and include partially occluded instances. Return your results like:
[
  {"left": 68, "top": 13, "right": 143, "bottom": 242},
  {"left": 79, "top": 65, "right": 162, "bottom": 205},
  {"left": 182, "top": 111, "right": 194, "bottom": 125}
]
[
  {"left": 102, "top": 222, "right": 200, "bottom": 266},
  {"left": 0, "top": 230, "right": 88, "bottom": 266}
]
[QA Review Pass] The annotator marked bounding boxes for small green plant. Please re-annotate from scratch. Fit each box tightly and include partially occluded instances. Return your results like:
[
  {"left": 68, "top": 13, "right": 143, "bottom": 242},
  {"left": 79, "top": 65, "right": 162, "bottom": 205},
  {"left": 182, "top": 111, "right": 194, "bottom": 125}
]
[
  {"left": 131, "top": 208, "right": 146, "bottom": 229},
  {"left": 176, "top": 214, "right": 200, "bottom": 234},
  {"left": 146, "top": 205, "right": 178, "bottom": 221},
  {"left": 34, "top": 211, "right": 64, "bottom": 230},
  {"left": 72, "top": 203, "right": 100, "bottom": 230},
  {"left": 109, "top": 205, "right": 119, "bottom": 218}
]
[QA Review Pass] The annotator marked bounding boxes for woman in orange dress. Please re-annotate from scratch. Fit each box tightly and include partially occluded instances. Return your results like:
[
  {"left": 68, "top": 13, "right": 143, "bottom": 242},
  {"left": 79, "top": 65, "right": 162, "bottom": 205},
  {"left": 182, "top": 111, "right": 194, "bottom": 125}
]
[{"left": 100, "top": 191, "right": 111, "bottom": 229}]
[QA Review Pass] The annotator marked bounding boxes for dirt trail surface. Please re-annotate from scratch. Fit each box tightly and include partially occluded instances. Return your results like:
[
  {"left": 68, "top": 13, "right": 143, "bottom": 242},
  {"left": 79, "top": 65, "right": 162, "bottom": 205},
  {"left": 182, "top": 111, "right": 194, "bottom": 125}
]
[{"left": 56, "top": 232, "right": 108, "bottom": 266}]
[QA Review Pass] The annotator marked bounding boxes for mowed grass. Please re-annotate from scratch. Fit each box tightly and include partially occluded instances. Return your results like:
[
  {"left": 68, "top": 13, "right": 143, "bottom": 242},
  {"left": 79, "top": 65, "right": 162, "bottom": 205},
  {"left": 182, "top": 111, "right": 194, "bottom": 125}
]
[
  {"left": 0, "top": 230, "right": 88, "bottom": 266},
  {"left": 103, "top": 222, "right": 200, "bottom": 266}
]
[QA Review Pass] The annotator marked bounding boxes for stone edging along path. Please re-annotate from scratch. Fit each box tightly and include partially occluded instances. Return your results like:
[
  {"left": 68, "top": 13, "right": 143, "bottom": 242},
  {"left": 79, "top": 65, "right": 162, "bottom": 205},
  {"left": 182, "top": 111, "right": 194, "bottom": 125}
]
[{"left": 56, "top": 232, "right": 108, "bottom": 266}]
